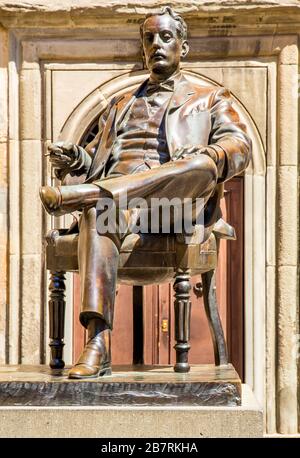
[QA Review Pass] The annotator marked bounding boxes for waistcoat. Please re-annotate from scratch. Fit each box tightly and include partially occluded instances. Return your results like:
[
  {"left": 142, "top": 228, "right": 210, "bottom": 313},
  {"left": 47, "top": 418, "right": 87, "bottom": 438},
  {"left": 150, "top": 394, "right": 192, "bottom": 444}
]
[{"left": 105, "top": 90, "right": 172, "bottom": 177}]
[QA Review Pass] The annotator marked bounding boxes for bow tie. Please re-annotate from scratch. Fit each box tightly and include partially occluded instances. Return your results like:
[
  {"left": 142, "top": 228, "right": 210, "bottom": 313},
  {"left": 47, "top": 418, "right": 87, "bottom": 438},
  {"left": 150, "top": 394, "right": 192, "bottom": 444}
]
[{"left": 146, "top": 79, "right": 175, "bottom": 96}]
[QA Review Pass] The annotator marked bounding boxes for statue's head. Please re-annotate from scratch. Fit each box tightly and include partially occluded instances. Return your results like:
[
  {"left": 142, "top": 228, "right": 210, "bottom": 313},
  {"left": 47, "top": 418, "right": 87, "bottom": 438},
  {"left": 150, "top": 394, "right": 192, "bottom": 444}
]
[{"left": 140, "top": 7, "right": 189, "bottom": 80}]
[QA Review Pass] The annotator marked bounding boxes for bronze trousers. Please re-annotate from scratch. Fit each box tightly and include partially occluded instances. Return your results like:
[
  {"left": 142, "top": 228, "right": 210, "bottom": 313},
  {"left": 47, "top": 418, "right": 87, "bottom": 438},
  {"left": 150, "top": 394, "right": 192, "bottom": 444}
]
[{"left": 78, "top": 154, "right": 218, "bottom": 328}]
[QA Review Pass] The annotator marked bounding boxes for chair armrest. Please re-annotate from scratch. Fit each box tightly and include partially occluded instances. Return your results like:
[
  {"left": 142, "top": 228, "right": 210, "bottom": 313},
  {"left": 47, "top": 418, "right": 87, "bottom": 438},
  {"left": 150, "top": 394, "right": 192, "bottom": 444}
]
[
  {"left": 46, "top": 229, "right": 69, "bottom": 246},
  {"left": 212, "top": 218, "right": 236, "bottom": 240},
  {"left": 45, "top": 229, "right": 79, "bottom": 272}
]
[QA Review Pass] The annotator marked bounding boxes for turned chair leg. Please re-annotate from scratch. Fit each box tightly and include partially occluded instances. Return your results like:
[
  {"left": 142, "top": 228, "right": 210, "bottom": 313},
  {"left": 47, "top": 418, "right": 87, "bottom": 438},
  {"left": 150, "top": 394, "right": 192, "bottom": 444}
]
[
  {"left": 48, "top": 270, "right": 66, "bottom": 369},
  {"left": 173, "top": 270, "right": 192, "bottom": 373},
  {"left": 201, "top": 269, "right": 228, "bottom": 365}
]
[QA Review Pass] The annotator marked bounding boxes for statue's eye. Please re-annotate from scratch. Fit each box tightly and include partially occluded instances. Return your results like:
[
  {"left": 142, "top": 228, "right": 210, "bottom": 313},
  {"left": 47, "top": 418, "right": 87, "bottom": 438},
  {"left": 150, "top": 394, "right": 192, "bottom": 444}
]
[
  {"left": 161, "top": 32, "right": 173, "bottom": 41},
  {"left": 144, "top": 33, "right": 153, "bottom": 42}
]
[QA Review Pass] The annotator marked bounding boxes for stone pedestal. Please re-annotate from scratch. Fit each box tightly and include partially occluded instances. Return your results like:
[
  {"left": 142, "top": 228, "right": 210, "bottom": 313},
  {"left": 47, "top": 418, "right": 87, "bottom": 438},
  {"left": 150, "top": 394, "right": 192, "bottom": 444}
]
[
  {"left": 0, "top": 364, "right": 263, "bottom": 437},
  {"left": 0, "top": 393, "right": 263, "bottom": 438},
  {"left": 0, "top": 364, "right": 241, "bottom": 406}
]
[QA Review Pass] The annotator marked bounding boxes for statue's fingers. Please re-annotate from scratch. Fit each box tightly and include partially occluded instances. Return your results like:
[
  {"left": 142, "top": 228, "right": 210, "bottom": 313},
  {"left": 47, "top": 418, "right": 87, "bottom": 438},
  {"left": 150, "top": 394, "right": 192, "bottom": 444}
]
[
  {"left": 51, "top": 141, "right": 65, "bottom": 149},
  {"left": 49, "top": 152, "right": 63, "bottom": 161},
  {"left": 174, "top": 148, "right": 184, "bottom": 159},
  {"left": 51, "top": 159, "right": 72, "bottom": 167},
  {"left": 48, "top": 146, "right": 64, "bottom": 157},
  {"left": 48, "top": 142, "right": 63, "bottom": 151},
  {"left": 49, "top": 159, "right": 65, "bottom": 167},
  {"left": 61, "top": 142, "right": 74, "bottom": 152},
  {"left": 187, "top": 146, "right": 198, "bottom": 154},
  {"left": 49, "top": 155, "right": 71, "bottom": 166},
  {"left": 48, "top": 141, "right": 74, "bottom": 155},
  {"left": 55, "top": 141, "right": 74, "bottom": 154}
]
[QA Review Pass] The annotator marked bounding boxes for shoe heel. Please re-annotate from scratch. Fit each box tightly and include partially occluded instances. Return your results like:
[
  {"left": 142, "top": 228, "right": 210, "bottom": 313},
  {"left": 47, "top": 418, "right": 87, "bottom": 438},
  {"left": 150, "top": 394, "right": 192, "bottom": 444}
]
[{"left": 99, "top": 365, "right": 112, "bottom": 377}]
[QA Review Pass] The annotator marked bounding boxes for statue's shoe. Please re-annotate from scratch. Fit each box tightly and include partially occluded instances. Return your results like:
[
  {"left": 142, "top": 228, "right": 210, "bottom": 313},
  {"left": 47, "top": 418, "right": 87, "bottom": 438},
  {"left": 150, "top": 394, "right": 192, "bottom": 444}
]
[
  {"left": 39, "top": 184, "right": 102, "bottom": 216},
  {"left": 68, "top": 331, "right": 111, "bottom": 379},
  {"left": 68, "top": 361, "right": 112, "bottom": 378},
  {"left": 39, "top": 186, "right": 63, "bottom": 216}
]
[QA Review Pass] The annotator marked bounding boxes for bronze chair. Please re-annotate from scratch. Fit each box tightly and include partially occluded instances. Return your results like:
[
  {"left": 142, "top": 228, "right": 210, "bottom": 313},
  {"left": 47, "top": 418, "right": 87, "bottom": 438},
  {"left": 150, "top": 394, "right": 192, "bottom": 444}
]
[{"left": 45, "top": 195, "right": 236, "bottom": 374}]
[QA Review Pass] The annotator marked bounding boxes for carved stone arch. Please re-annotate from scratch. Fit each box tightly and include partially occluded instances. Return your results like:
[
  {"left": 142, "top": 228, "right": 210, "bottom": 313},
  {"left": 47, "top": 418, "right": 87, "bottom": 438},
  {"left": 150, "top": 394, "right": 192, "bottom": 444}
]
[{"left": 58, "top": 70, "right": 149, "bottom": 144}]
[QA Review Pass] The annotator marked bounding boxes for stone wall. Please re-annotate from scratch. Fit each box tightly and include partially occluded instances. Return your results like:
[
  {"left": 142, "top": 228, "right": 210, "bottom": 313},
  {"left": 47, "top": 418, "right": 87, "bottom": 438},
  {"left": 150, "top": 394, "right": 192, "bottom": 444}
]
[
  {"left": 0, "top": 25, "right": 8, "bottom": 366},
  {"left": 0, "top": 0, "right": 299, "bottom": 435}
]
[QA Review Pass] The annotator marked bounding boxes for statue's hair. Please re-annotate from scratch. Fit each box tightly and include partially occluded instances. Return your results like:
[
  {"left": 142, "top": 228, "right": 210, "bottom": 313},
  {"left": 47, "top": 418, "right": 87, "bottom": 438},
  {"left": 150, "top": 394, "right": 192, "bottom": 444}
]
[{"left": 140, "top": 6, "right": 188, "bottom": 41}]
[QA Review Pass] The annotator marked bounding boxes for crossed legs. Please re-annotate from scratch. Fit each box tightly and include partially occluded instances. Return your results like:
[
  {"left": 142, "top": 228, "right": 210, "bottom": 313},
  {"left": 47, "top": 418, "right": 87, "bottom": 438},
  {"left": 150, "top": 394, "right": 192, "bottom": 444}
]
[{"left": 40, "top": 155, "right": 218, "bottom": 378}]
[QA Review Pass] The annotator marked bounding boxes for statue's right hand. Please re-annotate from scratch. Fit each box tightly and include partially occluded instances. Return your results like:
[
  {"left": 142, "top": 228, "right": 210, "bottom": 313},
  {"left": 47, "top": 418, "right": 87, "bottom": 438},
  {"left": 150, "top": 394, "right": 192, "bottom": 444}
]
[{"left": 47, "top": 142, "right": 79, "bottom": 169}]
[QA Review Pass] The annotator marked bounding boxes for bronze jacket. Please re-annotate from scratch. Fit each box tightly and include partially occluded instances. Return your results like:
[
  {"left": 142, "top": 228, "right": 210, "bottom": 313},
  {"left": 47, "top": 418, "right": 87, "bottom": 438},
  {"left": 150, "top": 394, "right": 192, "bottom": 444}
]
[
  {"left": 72, "top": 74, "right": 252, "bottom": 227},
  {"left": 84, "top": 74, "right": 251, "bottom": 181}
]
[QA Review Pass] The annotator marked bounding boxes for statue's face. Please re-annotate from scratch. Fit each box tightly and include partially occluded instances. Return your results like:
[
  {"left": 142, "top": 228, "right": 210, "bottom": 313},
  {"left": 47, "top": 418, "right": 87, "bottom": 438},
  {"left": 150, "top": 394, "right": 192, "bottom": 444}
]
[{"left": 142, "top": 14, "right": 188, "bottom": 79}]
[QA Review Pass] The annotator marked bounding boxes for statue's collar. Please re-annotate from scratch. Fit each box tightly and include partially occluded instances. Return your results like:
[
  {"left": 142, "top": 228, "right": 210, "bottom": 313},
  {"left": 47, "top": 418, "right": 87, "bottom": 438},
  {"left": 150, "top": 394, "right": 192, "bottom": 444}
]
[
  {"left": 114, "top": 71, "right": 195, "bottom": 117},
  {"left": 147, "top": 70, "right": 182, "bottom": 94}
]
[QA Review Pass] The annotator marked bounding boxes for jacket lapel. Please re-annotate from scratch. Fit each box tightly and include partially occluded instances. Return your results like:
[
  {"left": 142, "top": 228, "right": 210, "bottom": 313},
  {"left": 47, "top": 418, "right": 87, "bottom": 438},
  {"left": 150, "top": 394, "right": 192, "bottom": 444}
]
[
  {"left": 114, "top": 92, "right": 136, "bottom": 131},
  {"left": 115, "top": 79, "right": 148, "bottom": 129},
  {"left": 86, "top": 81, "right": 147, "bottom": 182},
  {"left": 167, "top": 76, "right": 195, "bottom": 113},
  {"left": 85, "top": 103, "right": 117, "bottom": 181},
  {"left": 166, "top": 76, "right": 212, "bottom": 157},
  {"left": 166, "top": 77, "right": 195, "bottom": 156}
]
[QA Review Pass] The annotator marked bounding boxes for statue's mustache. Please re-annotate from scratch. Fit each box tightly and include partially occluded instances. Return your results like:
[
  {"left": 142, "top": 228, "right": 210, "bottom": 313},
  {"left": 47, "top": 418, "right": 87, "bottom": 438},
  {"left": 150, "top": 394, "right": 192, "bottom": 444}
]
[{"left": 150, "top": 51, "right": 166, "bottom": 59}]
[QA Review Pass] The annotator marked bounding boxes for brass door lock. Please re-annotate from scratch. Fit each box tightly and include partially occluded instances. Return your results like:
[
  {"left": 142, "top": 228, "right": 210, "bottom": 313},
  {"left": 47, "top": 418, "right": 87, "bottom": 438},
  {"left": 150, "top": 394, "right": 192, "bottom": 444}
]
[{"left": 161, "top": 319, "right": 168, "bottom": 333}]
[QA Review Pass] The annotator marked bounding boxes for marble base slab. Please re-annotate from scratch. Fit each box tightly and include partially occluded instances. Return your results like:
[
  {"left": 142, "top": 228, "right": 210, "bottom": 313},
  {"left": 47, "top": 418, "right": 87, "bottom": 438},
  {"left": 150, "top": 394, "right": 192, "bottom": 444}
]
[{"left": 0, "top": 364, "right": 241, "bottom": 407}]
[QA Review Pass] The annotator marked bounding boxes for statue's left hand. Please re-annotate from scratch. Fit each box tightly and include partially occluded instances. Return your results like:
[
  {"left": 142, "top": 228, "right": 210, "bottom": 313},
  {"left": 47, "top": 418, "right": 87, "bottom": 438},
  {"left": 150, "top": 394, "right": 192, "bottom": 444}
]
[
  {"left": 173, "top": 145, "right": 200, "bottom": 160},
  {"left": 173, "top": 145, "right": 218, "bottom": 164}
]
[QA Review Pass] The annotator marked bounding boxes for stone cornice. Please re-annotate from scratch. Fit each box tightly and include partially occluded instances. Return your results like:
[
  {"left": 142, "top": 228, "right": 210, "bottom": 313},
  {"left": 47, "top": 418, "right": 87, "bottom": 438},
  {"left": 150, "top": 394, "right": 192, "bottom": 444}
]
[
  {"left": 1, "top": 1, "right": 300, "bottom": 31},
  {"left": 1, "top": 0, "right": 300, "bottom": 17}
]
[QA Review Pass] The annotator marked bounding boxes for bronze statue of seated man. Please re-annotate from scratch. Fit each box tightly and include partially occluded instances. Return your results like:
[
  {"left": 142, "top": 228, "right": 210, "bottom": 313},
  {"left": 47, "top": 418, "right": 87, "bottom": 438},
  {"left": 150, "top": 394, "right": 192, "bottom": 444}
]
[{"left": 40, "top": 7, "right": 251, "bottom": 379}]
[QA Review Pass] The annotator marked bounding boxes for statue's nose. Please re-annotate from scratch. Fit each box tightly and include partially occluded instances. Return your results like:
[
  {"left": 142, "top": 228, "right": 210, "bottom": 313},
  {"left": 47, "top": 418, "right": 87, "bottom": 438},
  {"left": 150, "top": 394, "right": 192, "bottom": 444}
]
[{"left": 152, "top": 33, "right": 160, "bottom": 47}]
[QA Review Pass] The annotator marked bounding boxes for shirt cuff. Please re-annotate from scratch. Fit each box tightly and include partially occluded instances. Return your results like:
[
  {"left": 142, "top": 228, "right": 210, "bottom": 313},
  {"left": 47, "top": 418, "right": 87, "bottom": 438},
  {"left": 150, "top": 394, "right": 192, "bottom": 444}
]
[
  {"left": 205, "top": 145, "right": 226, "bottom": 180},
  {"left": 68, "top": 146, "right": 92, "bottom": 176}
]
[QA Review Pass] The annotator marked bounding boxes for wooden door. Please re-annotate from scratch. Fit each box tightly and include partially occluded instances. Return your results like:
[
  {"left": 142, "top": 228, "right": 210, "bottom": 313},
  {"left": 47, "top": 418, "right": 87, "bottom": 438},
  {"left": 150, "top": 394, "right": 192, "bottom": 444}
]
[{"left": 73, "top": 176, "right": 244, "bottom": 378}]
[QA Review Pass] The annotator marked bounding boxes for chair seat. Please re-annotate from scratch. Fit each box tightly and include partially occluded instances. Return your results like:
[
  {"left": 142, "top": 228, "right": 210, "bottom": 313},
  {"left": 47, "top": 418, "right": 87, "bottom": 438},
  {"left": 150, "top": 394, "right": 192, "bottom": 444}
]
[
  {"left": 45, "top": 218, "right": 236, "bottom": 285},
  {"left": 46, "top": 229, "right": 217, "bottom": 285}
]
